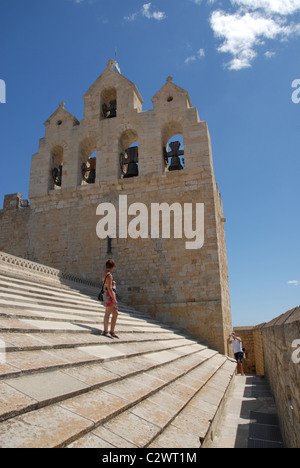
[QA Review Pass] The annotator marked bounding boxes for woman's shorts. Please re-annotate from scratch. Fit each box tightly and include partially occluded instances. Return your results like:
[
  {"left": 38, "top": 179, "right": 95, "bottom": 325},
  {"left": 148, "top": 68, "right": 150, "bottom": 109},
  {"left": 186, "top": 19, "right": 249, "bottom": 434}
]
[{"left": 234, "top": 352, "right": 243, "bottom": 363}]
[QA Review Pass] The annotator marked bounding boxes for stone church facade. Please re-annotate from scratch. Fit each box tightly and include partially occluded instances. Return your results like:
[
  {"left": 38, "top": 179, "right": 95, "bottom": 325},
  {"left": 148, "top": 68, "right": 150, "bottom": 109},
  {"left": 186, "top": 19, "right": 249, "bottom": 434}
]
[{"left": 0, "top": 60, "right": 232, "bottom": 354}]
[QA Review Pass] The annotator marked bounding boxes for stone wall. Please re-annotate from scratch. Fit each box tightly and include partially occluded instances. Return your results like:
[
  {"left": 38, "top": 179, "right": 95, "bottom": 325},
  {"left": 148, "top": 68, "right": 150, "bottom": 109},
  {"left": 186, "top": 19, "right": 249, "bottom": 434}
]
[
  {"left": 252, "top": 323, "right": 265, "bottom": 376},
  {"left": 0, "top": 168, "right": 231, "bottom": 354},
  {"left": 234, "top": 309, "right": 300, "bottom": 448},
  {"left": 0, "top": 194, "right": 30, "bottom": 259},
  {"left": 261, "top": 307, "right": 300, "bottom": 448}
]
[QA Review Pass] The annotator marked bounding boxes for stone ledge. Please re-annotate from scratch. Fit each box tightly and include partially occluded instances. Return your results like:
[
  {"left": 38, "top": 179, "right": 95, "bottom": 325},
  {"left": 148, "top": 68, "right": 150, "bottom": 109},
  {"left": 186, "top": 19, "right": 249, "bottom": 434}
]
[{"left": 0, "top": 251, "right": 99, "bottom": 289}]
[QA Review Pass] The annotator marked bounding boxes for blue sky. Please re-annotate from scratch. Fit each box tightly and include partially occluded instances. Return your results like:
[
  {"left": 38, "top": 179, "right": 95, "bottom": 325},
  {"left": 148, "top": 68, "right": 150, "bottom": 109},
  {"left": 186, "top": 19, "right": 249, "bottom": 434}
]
[{"left": 0, "top": 0, "right": 299, "bottom": 327}]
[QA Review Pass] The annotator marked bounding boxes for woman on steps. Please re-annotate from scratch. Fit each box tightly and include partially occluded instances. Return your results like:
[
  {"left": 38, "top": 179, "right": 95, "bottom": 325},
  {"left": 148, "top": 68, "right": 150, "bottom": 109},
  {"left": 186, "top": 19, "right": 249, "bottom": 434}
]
[{"left": 102, "top": 259, "right": 119, "bottom": 339}]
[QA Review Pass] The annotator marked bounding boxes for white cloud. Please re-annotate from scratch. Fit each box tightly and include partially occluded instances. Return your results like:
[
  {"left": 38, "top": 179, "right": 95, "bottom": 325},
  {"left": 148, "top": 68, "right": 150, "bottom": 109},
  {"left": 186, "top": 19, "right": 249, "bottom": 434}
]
[
  {"left": 288, "top": 280, "right": 300, "bottom": 286},
  {"left": 125, "top": 3, "right": 166, "bottom": 22},
  {"left": 194, "top": 0, "right": 221, "bottom": 5},
  {"left": 142, "top": 3, "right": 166, "bottom": 20},
  {"left": 210, "top": 9, "right": 300, "bottom": 70},
  {"left": 185, "top": 55, "right": 197, "bottom": 64},
  {"left": 232, "top": 0, "right": 300, "bottom": 16},
  {"left": 124, "top": 12, "right": 138, "bottom": 22},
  {"left": 264, "top": 50, "right": 276, "bottom": 58},
  {"left": 185, "top": 48, "right": 205, "bottom": 64}
]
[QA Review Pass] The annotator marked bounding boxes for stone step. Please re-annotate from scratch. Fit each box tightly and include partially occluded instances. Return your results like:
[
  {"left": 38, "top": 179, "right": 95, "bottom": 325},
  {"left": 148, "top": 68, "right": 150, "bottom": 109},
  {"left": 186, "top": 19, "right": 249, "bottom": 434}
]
[
  {"left": 0, "top": 347, "right": 212, "bottom": 424},
  {"left": 149, "top": 359, "right": 237, "bottom": 448},
  {"left": 0, "top": 271, "right": 163, "bottom": 325},
  {"left": 0, "top": 350, "right": 221, "bottom": 448},
  {"left": 0, "top": 274, "right": 99, "bottom": 302},
  {"left": 0, "top": 291, "right": 133, "bottom": 316},
  {"left": 0, "top": 272, "right": 143, "bottom": 321},
  {"left": 65, "top": 354, "right": 231, "bottom": 448},
  {"left": 0, "top": 263, "right": 99, "bottom": 297},
  {"left": 0, "top": 279, "right": 129, "bottom": 312},
  {"left": 0, "top": 285, "right": 167, "bottom": 329},
  {"left": 0, "top": 304, "right": 161, "bottom": 329},
  {"left": 0, "top": 305, "right": 162, "bottom": 328},
  {"left": 0, "top": 286, "right": 102, "bottom": 313},
  {"left": 0, "top": 275, "right": 162, "bottom": 322},
  {"left": 1, "top": 337, "right": 203, "bottom": 380},
  {"left": 0, "top": 316, "right": 174, "bottom": 336},
  {"left": 0, "top": 330, "right": 185, "bottom": 353},
  {"left": 0, "top": 270, "right": 150, "bottom": 319},
  {"left": 0, "top": 253, "right": 237, "bottom": 448}
]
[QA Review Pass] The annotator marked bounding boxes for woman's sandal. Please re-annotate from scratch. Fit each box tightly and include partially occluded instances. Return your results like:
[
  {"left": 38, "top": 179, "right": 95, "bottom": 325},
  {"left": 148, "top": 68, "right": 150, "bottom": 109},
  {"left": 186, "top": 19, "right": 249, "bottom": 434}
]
[
  {"left": 102, "top": 331, "right": 112, "bottom": 338},
  {"left": 110, "top": 332, "right": 119, "bottom": 339}
]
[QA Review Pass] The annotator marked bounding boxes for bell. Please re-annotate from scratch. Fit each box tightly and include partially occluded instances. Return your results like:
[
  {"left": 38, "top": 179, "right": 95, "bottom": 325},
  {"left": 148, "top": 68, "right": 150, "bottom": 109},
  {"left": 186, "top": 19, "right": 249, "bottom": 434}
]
[
  {"left": 82, "top": 158, "right": 96, "bottom": 184},
  {"left": 123, "top": 161, "right": 139, "bottom": 178},
  {"left": 52, "top": 165, "right": 63, "bottom": 187},
  {"left": 121, "top": 146, "right": 139, "bottom": 178},
  {"left": 86, "top": 168, "right": 96, "bottom": 184},
  {"left": 169, "top": 155, "right": 184, "bottom": 171},
  {"left": 166, "top": 141, "right": 184, "bottom": 171},
  {"left": 103, "top": 100, "right": 117, "bottom": 119},
  {"left": 108, "top": 100, "right": 117, "bottom": 118}
]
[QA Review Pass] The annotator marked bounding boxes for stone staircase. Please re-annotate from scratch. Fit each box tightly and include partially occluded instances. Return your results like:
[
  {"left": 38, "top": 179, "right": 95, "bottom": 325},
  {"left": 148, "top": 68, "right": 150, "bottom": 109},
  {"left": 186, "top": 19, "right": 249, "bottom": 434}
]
[{"left": 0, "top": 252, "right": 236, "bottom": 448}]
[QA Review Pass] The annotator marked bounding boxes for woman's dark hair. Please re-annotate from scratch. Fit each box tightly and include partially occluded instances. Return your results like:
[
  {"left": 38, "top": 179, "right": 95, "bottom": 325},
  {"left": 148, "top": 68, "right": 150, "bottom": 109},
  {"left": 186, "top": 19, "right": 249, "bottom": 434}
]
[{"left": 106, "top": 259, "right": 116, "bottom": 269}]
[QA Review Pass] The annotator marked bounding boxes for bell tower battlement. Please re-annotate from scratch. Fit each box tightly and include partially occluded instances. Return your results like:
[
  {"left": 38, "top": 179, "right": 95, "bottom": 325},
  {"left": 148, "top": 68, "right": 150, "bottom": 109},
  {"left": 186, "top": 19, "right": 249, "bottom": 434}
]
[
  {"left": 29, "top": 60, "right": 213, "bottom": 199},
  {"left": 1, "top": 61, "right": 232, "bottom": 354}
]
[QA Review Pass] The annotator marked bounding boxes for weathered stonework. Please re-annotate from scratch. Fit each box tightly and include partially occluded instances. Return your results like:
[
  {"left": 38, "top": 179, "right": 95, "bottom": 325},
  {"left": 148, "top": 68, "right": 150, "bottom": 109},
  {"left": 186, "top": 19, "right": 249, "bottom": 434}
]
[
  {"left": 0, "top": 60, "right": 232, "bottom": 354},
  {"left": 261, "top": 307, "right": 300, "bottom": 448},
  {"left": 233, "top": 310, "right": 300, "bottom": 448}
]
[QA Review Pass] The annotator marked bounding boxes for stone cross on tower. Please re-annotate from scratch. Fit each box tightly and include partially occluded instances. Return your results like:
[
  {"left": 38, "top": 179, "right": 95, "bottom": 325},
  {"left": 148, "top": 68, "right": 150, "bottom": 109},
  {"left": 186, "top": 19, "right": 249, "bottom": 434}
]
[{"left": 106, "top": 59, "right": 121, "bottom": 74}]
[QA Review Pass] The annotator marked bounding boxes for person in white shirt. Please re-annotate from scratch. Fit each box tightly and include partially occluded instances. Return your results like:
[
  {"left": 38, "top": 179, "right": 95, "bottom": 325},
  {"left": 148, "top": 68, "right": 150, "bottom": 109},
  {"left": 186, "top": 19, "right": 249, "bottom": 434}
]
[{"left": 228, "top": 332, "right": 245, "bottom": 375}]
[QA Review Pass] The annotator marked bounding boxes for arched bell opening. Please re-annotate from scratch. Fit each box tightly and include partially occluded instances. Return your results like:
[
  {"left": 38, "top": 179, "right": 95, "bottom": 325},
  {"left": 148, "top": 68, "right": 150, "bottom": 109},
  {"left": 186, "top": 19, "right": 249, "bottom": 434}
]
[
  {"left": 81, "top": 151, "right": 97, "bottom": 185},
  {"left": 101, "top": 87, "right": 117, "bottom": 120},
  {"left": 79, "top": 137, "right": 97, "bottom": 185},
  {"left": 162, "top": 121, "right": 185, "bottom": 173},
  {"left": 50, "top": 145, "right": 64, "bottom": 190},
  {"left": 119, "top": 129, "right": 139, "bottom": 179}
]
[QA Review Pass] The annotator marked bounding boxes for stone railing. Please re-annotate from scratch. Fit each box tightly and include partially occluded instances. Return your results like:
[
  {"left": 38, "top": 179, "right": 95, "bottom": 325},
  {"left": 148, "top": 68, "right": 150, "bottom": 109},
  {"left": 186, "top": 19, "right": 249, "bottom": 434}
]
[
  {"left": 0, "top": 251, "right": 99, "bottom": 289},
  {"left": 234, "top": 307, "right": 300, "bottom": 448},
  {"left": 261, "top": 307, "right": 300, "bottom": 448}
]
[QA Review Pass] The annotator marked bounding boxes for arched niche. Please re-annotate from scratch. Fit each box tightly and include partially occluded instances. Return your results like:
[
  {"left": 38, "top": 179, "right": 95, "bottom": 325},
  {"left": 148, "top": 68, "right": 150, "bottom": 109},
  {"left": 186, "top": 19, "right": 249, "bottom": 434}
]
[
  {"left": 119, "top": 129, "right": 139, "bottom": 179},
  {"left": 50, "top": 145, "right": 64, "bottom": 190},
  {"left": 79, "top": 137, "right": 97, "bottom": 185},
  {"left": 101, "top": 87, "right": 117, "bottom": 120},
  {"left": 162, "top": 121, "right": 185, "bottom": 172}
]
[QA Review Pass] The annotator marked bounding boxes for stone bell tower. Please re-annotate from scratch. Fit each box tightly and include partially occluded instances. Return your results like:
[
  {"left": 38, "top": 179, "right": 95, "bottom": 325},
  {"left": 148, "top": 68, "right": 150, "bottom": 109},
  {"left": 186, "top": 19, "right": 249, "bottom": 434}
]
[{"left": 0, "top": 60, "right": 232, "bottom": 354}]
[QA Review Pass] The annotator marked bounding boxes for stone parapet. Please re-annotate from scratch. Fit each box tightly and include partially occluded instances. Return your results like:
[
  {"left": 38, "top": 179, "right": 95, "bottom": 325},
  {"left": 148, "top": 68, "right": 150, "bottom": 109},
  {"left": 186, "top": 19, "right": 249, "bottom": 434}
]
[
  {"left": 0, "top": 251, "right": 99, "bottom": 289},
  {"left": 261, "top": 307, "right": 300, "bottom": 448}
]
